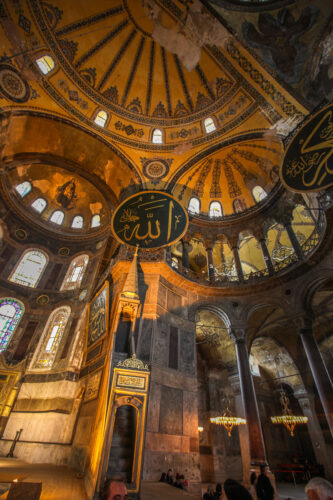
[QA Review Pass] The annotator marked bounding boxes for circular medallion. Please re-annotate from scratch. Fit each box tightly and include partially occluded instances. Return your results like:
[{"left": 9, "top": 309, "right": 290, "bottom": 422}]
[
  {"left": 111, "top": 190, "right": 189, "bottom": 249},
  {"left": 36, "top": 294, "right": 49, "bottom": 305},
  {"left": 0, "top": 64, "right": 30, "bottom": 103},
  {"left": 79, "top": 289, "right": 88, "bottom": 301},
  {"left": 143, "top": 161, "right": 169, "bottom": 180},
  {"left": 58, "top": 247, "right": 70, "bottom": 256},
  {"left": 281, "top": 103, "right": 333, "bottom": 192},
  {"left": 15, "top": 228, "right": 27, "bottom": 240}
]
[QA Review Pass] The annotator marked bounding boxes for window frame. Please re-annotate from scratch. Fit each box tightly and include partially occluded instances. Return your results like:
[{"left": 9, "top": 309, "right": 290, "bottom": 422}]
[
  {"left": 0, "top": 297, "right": 24, "bottom": 353},
  {"left": 203, "top": 117, "right": 217, "bottom": 134},
  {"left": 31, "top": 197, "right": 47, "bottom": 214},
  {"left": 15, "top": 181, "right": 32, "bottom": 198},
  {"left": 71, "top": 215, "right": 84, "bottom": 229},
  {"left": 60, "top": 254, "right": 89, "bottom": 291},
  {"left": 49, "top": 210, "right": 65, "bottom": 225},
  {"left": 188, "top": 197, "right": 201, "bottom": 215},
  {"left": 94, "top": 109, "right": 109, "bottom": 128},
  {"left": 151, "top": 128, "right": 163, "bottom": 144},
  {"left": 91, "top": 214, "right": 101, "bottom": 228},
  {"left": 35, "top": 55, "right": 56, "bottom": 75},
  {"left": 9, "top": 249, "right": 48, "bottom": 288},
  {"left": 252, "top": 185, "right": 267, "bottom": 203},
  {"left": 209, "top": 200, "right": 223, "bottom": 218}
]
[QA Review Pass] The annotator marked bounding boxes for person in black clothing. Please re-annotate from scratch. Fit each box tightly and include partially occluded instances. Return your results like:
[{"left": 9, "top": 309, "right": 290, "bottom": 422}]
[
  {"left": 256, "top": 465, "right": 274, "bottom": 500},
  {"left": 223, "top": 479, "right": 253, "bottom": 500},
  {"left": 203, "top": 485, "right": 214, "bottom": 499},
  {"left": 214, "top": 483, "right": 222, "bottom": 499}
]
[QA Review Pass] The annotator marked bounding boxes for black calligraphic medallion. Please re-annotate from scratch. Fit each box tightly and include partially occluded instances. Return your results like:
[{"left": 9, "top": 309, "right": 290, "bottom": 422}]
[
  {"left": 281, "top": 103, "right": 333, "bottom": 192},
  {"left": 111, "top": 191, "right": 189, "bottom": 249}
]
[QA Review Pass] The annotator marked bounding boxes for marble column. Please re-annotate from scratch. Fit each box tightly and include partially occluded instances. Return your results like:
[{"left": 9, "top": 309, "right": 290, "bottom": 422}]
[
  {"left": 232, "top": 246, "right": 244, "bottom": 282},
  {"left": 206, "top": 247, "right": 215, "bottom": 282},
  {"left": 298, "top": 325, "right": 333, "bottom": 437},
  {"left": 285, "top": 221, "right": 303, "bottom": 260},
  {"left": 295, "top": 391, "right": 333, "bottom": 480},
  {"left": 232, "top": 328, "right": 267, "bottom": 465},
  {"left": 181, "top": 240, "right": 190, "bottom": 271},
  {"left": 259, "top": 238, "right": 274, "bottom": 275},
  {"left": 229, "top": 373, "right": 251, "bottom": 485}
]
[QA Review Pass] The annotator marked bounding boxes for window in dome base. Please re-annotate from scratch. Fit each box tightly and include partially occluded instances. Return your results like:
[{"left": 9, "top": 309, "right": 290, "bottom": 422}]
[
  {"left": 188, "top": 197, "right": 200, "bottom": 215},
  {"left": 35, "top": 307, "right": 70, "bottom": 369},
  {"left": 36, "top": 55, "right": 55, "bottom": 75},
  {"left": 49, "top": 210, "right": 65, "bottom": 225},
  {"left": 15, "top": 182, "right": 32, "bottom": 197},
  {"left": 94, "top": 110, "right": 108, "bottom": 127},
  {"left": 91, "top": 214, "right": 101, "bottom": 228},
  {"left": 31, "top": 198, "right": 47, "bottom": 213},
  {"left": 71, "top": 215, "right": 84, "bottom": 229},
  {"left": 209, "top": 201, "right": 223, "bottom": 218},
  {"left": 204, "top": 117, "right": 216, "bottom": 134},
  {"left": 152, "top": 128, "right": 163, "bottom": 144},
  {"left": 252, "top": 185, "right": 267, "bottom": 203}
]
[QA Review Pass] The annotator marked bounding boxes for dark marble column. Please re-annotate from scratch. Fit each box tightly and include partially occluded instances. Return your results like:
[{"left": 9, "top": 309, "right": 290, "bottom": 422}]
[
  {"left": 232, "top": 246, "right": 244, "bottom": 281},
  {"left": 206, "top": 247, "right": 215, "bottom": 282},
  {"left": 259, "top": 238, "right": 274, "bottom": 275},
  {"left": 299, "top": 325, "right": 333, "bottom": 437},
  {"left": 181, "top": 240, "right": 190, "bottom": 270},
  {"left": 285, "top": 221, "right": 303, "bottom": 260},
  {"left": 232, "top": 329, "right": 267, "bottom": 465}
]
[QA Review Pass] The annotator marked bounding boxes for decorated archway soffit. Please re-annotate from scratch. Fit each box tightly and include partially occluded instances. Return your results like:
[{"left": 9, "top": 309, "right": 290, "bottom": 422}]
[{"left": 0, "top": 0, "right": 307, "bottom": 201}]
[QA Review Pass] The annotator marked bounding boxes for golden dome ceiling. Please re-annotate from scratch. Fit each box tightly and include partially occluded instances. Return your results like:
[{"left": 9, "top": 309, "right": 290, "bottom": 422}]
[{"left": 0, "top": 0, "right": 308, "bottom": 216}]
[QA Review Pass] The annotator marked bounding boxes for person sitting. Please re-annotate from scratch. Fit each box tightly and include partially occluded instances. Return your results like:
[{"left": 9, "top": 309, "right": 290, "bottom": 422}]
[
  {"left": 256, "top": 465, "right": 274, "bottom": 500},
  {"left": 214, "top": 483, "right": 222, "bottom": 499},
  {"left": 100, "top": 478, "right": 127, "bottom": 500},
  {"left": 250, "top": 472, "right": 257, "bottom": 499},
  {"left": 305, "top": 477, "right": 333, "bottom": 500},
  {"left": 203, "top": 485, "right": 215, "bottom": 499},
  {"left": 176, "top": 475, "right": 186, "bottom": 489},
  {"left": 166, "top": 468, "right": 174, "bottom": 485},
  {"left": 224, "top": 479, "right": 253, "bottom": 500},
  {"left": 159, "top": 472, "right": 167, "bottom": 482}
]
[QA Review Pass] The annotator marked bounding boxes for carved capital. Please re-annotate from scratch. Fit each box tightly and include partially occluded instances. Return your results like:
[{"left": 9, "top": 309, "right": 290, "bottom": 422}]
[{"left": 230, "top": 326, "right": 248, "bottom": 343}]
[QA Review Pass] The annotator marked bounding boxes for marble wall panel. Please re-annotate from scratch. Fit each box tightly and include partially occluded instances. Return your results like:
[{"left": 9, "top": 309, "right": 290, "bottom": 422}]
[
  {"left": 159, "top": 386, "right": 183, "bottom": 435},
  {"left": 0, "top": 441, "right": 71, "bottom": 465},
  {"left": 152, "top": 320, "right": 168, "bottom": 367},
  {"left": 179, "top": 330, "right": 195, "bottom": 376},
  {"left": 183, "top": 391, "right": 199, "bottom": 438},
  {"left": 137, "top": 318, "right": 153, "bottom": 362},
  {"left": 143, "top": 449, "right": 201, "bottom": 485},
  {"left": 157, "top": 283, "right": 167, "bottom": 309},
  {"left": 167, "top": 289, "right": 182, "bottom": 313},
  {"left": 146, "top": 382, "right": 161, "bottom": 433}
]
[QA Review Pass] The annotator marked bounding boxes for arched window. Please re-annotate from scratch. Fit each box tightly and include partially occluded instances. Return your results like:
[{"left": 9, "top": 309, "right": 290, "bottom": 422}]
[
  {"left": 36, "top": 55, "right": 55, "bottom": 74},
  {"left": 233, "top": 198, "right": 246, "bottom": 213},
  {"left": 91, "top": 214, "right": 101, "bottom": 228},
  {"left": 252, "top": 185, "right": 267, "bottom": 203},
  {"left": 209, "top": 201, "right": 222, "bottom": 218},
  {"left": 10, "top": 249, "right": 48, "bottom": 288},
  {"left": 15, "top": 182, "right": 31, "bottom": 197},
  {"left": 204, "top": 117, "right": 216, "bottom": 134},
  {"left": 152, "top": 128, "right": 163, "bottom": 144},
  {"left": 0, "top": 298, "right": 24, "bottom": 353},
  {"left": 94, "top": 110, "right": 108, "bottom": 127},
  {"left": 188, "top": 197, "right": 200, "bottom": 215},
  {"left": 71, "top": 215, "right": 84, "bottom": 229},
  {"left": 61, "top": 254, "right": 89, "bottom": 291},
  {"left": 49, "top": 210, "right": 64, "bottom": 225},
  {"left": 35, "top": 307, "right": 70, "bottom": 368},
  {"left": 31, "top": 198, "right": 47, "bottom": 213}
]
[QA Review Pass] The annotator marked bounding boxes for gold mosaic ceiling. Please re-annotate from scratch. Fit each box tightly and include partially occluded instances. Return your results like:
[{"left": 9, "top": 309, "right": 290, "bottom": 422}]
[{"left": 0, "top": 0, "right": 308, "bottom": 213}]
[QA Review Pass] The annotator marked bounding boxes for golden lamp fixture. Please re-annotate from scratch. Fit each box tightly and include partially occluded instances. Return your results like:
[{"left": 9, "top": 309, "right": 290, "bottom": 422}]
[
  {"left": 271, "top": 391, "right": 308, "bottom": 436},
  {"left": 210, "top": 409, "right": 246, "bottom": 437}
]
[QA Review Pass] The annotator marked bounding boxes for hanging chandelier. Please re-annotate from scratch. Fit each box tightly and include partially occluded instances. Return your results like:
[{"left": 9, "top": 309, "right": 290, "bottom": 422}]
[
  {"left": 210, "top": 409, "right": 246, "bottom": 437},
  {"left": 271, "top": 391, "right": 308, "bottom": 436}
]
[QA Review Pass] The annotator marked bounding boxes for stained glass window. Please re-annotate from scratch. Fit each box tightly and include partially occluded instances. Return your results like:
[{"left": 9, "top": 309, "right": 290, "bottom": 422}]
[
  {"left": 204, "top": 117, "right": 216, "bottom": 134},
  {"left": 188, "top": 197, "right": 200, "bottom": 215},
  {"left": 10, "top": 250, "right": 48, "bottom": 288},
  {"left": 94, "top": 110, "right": 108, "bottom": 127},
  {"left": 152, "top": 128, "right": 163, "bottom": 144},
  {"left": 36, "top": 55, "right": 55, "bottom": 75},
  {"left": 49, "top": 210, "right": 64, "bottom": 225},
  {"left": 61, "top": 254, "right": 89, "bottom": 291},
  {"left": 252, "top": 185, "right": 267, "bottom": 203},
  {"left": 0, "top": 298, "right": 24, "bottom": 353},
  {"left": 209, "top": 201, "right": 222, "bottom": 218},
  {"left": 31, "top": 198, "right": 47, "bottom": 213},
  {"left": 35, "top": 307, "right": 70, "bottom": 368},
  {"left": 15, "top": 182, "right": 31, "bottom": 197},
  {"left": 91, "top": 214, "right": 101, "bottom": 228},
  {"left": 71, "top": 215, "right": 84, "bottom": 229}
]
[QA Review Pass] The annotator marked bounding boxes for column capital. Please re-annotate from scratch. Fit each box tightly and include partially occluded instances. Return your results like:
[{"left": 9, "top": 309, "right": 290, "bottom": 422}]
[
  {"left": 292, "top": 312, "right": 314, "bottom": 330},
  {"left": 231, "top": 327, "right": 248, "bottom": 343}
]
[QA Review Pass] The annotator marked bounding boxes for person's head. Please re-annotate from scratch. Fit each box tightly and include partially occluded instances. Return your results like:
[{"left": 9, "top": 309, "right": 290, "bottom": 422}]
[
  {"left": 207, "top": 485, "right": 214, "bottom": 494},
  {"left": 224, "top": 479, "right": 252, "bottom": 500},
  {"left": 250, "top": 472, "right": 257, "bottom": 485},
  {"left": 305, "top": 477, "right": 333, "bottom": 500},
  {"left": 167, "top": 468, "right": 172, "bottom": 475},
  {"left": 101, "top": 479, "right": 127, "bottom": 500},
  {"left": 216, "top": 483, "right": 222, "bottom": 493}
]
